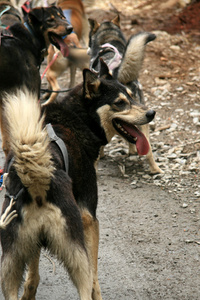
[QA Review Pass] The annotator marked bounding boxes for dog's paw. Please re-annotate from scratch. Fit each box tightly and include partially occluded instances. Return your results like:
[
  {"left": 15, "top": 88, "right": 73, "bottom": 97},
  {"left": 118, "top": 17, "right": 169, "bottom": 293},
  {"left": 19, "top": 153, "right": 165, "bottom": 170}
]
[{"left": 149, "top": 165, "right": 164, "bottom": 175}]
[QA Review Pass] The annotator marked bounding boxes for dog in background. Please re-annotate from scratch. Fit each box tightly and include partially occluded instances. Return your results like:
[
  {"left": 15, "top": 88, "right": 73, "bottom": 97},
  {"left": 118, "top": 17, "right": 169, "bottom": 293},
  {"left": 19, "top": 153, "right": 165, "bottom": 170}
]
[
  {"left": 42, "top": 0, "right": 90, "bottom": 105},
  {"left": 88, "top": 15, "right": 163, "bottom": 174},
  {"left": 0, "top": 60, "right": 156, "bottom": 299},
  {"left": 0, "top": 5, "right": 72, "bottom": 156},
  {"left": 0, "top": 1, "right": 22, "bottom": 27}
]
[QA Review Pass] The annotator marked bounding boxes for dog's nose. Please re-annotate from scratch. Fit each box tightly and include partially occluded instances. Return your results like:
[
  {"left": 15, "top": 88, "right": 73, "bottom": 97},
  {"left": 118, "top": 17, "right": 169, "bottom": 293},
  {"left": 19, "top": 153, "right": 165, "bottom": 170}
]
[
  {"left": 66, "top": 24, "right": 73, "bottom": 34},
  {"left": 146, "top": 109, "right": 156, "bottom": 121}
]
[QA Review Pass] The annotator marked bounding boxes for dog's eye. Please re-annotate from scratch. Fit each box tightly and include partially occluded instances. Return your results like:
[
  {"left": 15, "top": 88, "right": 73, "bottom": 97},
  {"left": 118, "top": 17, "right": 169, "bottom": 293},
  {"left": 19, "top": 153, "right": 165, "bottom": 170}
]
[
  {"left": 112, "top": 99, "right": 127, "bottom": 111},
  {"left": 47, "top": 18, "right": 55, "bottom": 24},
  {"left": 114, "top": 99, "right": 126, "bottom": 107}
]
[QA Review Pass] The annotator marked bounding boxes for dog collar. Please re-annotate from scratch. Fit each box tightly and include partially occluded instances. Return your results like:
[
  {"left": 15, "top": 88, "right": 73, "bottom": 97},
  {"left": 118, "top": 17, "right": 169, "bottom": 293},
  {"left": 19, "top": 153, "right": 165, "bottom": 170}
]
[
  {"left": 24, "top": 21, "right": 47, "bottom": 63},
  {"left": 46, "top": 123, "right": 69, "bottom": 173},
  {"left": 24, "top": 21, "right": 35, "bottom": 38}
]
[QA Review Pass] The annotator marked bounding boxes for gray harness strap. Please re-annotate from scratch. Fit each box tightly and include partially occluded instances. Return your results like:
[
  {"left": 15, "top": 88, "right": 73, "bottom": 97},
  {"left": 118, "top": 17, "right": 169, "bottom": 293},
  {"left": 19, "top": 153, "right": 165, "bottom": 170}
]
[{"left": 46, "top": 123, "right": 69, "bottom": 173}]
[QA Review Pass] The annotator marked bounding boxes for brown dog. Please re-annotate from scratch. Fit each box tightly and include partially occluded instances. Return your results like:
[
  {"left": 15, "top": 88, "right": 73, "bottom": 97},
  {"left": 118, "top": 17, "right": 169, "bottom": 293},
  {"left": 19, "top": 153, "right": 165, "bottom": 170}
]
[{"left": 42, "top": 0, "right": 90, "bottom": 105}]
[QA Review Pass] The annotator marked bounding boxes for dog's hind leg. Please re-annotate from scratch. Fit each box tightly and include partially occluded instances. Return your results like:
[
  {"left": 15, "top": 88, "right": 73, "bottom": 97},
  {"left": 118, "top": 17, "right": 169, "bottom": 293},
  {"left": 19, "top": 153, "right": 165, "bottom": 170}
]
[
  {"left": 20, "top": 251, "right": 41, "bottom": 300},
  {"left": 81, "top": 209, "right": 102, "bottom": 300},
  {"left": 1, "top": 251, "right": 26, "bottom": 300},
  {"left": 60, "top": 242, "right": 93, "bottom": 300}
]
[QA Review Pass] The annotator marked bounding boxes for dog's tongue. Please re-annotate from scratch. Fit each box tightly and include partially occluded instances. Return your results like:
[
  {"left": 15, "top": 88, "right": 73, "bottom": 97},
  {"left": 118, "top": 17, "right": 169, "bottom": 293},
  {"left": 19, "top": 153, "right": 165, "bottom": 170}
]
[
  {"left": 54, "top": 35, "right": 68, "bottom": 57},
  {"left": 122, "top": 124, "right": 149, "bottom": 155}
]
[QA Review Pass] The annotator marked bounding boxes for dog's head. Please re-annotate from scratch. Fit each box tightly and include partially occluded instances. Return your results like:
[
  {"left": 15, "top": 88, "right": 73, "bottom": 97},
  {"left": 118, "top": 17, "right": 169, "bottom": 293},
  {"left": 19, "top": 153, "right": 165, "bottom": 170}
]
[
  {"left": 87, "top": 16, "right": 156, "bottom": 105},
  {"left": 87, "top": 15, "right": 125, "bottom": 58},
  {"left": 83, "top": 60, "right": 155, "bottom": 155},
  {"left": 27, "top": 6, "right": 73, "bottom": 55}
]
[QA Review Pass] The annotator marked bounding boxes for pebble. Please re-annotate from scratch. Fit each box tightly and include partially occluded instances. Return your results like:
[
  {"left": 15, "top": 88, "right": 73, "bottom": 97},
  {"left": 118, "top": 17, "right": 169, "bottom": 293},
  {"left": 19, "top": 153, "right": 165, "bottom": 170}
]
[{"left": 182, "top": 203, "right": 188, "bottom": 208}]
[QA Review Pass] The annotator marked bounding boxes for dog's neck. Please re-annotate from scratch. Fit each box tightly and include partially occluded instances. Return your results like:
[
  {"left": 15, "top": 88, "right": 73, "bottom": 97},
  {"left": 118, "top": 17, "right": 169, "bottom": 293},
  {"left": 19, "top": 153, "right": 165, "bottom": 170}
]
[{"left": 24, "top": 20, "right": 47, "bottom": 63}]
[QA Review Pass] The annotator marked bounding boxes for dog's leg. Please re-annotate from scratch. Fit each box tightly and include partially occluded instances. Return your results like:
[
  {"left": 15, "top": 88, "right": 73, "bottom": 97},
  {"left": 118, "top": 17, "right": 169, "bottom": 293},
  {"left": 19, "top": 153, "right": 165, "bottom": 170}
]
[
  {"left": 69, "top": 65, "right": 77, "bottom": 88},
  {"left": 20, "top": 251, "right": 41, "bottom": 300},
  {"left": 139, "top": 124, "right": 163, "bottom": 174},
  {"left": 61, "top": 242, "right": 93, "bottom": 300},
  {"left": 81, "top": 209, "right": 102, "bottom": 300},
  {"left": 1, "top": 251, "right": 25, "bottom": 300},
  {"left": 99, "top": 146, "right": 105, "bottom": 158},
  {"left": 42, "top": 69, "right": 62, "bottom": 105},
  {"left": 128, "top": 143, "right": 137, "bottom": 155}
]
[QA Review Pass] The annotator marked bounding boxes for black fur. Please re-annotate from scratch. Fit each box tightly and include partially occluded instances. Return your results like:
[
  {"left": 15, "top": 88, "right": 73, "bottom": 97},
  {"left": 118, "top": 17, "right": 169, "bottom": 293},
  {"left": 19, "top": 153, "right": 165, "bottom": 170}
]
[{"left": 0, "top": 6, "right": 72, "bottom": 99}]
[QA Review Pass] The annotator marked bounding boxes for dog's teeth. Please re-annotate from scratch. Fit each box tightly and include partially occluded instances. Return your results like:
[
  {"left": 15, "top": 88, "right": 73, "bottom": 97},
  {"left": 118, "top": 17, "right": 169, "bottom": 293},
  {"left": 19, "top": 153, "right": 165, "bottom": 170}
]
[{"left": 115, "top": 122, "right": 137, "bottom": 142}]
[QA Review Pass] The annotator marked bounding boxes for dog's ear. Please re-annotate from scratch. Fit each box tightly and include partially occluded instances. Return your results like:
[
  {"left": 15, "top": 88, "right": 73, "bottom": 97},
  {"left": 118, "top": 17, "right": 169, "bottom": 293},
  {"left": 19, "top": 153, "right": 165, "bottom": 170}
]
[
  {"left": 28, "top": 7, "right": 44, "bottom": 23},
  {"left": 88, "top": 18, "right": 100, "bottom": 35},
  {"left": 111, "top": 15, "right": 120, "bottom": 28},
  {"left": 99, "top": 59, "right": 112, "bottom": 79},
  {"left": 83, "top": 69, "right": 101, "bottom": 99}
]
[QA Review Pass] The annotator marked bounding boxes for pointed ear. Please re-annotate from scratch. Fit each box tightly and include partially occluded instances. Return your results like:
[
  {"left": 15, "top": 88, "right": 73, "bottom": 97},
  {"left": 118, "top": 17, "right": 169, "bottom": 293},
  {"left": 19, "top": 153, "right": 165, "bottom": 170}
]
[
  {"left": 29, "top": 7, "right": 44, "bottom": 23},
  {"left": 88, "top": 18, "right": 100, "bottom": 35},
  {"left": 111, "top": 15, "right": 120, "bottom": 27},
  {"left": 99, "top": 58, "right": 112, "bottom": 79},
  {"left": 83, "top": 69, "right": 101, "bottom": 99}
]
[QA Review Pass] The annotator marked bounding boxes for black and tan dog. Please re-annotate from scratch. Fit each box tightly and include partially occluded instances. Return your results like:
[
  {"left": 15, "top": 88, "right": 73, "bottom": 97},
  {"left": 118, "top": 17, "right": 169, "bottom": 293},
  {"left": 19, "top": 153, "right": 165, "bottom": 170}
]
[
  {"left": 0, "top": 5, "right": 72, "bottom": 156},
  {"left": 88, "top": 16, "right": 163, "bottom": 174},
  {"left": 42, "top": 0, "right": 90, "bottom": 105},
  {"left": 0, "top": 61, "right": 156, "bottom": 299}
]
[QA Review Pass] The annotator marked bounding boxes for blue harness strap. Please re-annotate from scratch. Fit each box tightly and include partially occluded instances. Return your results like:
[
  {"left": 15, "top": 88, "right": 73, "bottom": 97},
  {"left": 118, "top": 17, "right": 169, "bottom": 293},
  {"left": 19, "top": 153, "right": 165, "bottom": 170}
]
[
  {"left": 63, "top": 9, "right": 72, "bottom": 25},
  {"left": 62, "top": 9, "right": 75, "bottom": 38}
]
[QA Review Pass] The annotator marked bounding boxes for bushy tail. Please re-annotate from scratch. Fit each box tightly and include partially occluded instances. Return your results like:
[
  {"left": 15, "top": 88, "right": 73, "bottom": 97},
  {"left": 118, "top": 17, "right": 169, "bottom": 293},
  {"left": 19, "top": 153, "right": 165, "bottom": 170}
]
[
  {"left": 117, "top": 32, "right": 156, "bottom": 84},
  {"left": 3, "top": 89, "right": 54, "bottom": 201}
]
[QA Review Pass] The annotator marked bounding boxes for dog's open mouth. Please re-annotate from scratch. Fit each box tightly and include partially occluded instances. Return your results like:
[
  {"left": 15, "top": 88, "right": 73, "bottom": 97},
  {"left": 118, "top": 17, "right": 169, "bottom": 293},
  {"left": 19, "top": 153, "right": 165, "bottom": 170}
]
[
  {"left": 112, "top": 118, "right": 149, "bottom": 155},
  {"left": 48, "top": 33, "right": 69, "bottom": 57}
]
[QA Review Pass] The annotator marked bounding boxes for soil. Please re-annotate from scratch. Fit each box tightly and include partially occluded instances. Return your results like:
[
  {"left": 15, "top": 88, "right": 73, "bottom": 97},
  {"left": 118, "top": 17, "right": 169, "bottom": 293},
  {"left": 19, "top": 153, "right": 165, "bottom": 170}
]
[{"left": 0, "top": 1, "right": 200, "bottom": 299}]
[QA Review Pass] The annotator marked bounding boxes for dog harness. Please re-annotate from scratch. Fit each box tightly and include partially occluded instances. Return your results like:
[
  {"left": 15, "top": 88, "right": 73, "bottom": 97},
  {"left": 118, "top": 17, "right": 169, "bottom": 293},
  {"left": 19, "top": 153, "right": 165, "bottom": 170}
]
[
  {"left": 101, "top": 43, "right": 122, "bottom": 71},
  {"left": 0, "top": 5, "right": 21, "bottom": 29},
  {"left": 90, "top": 43, "right": 122, "bottom": 74},
  {"left": 46, "top": 123, "right": 69, "bottom": 173},
  {"left": 0, "top": 6, "right": 10, "bottom": 28}
]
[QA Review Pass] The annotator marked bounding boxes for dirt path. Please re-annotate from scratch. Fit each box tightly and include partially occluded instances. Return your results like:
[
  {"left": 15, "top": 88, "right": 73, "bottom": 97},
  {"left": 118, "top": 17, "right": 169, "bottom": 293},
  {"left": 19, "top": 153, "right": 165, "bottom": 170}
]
[{"left": 0, "top": 150, "right": 199, "bottom": 299}]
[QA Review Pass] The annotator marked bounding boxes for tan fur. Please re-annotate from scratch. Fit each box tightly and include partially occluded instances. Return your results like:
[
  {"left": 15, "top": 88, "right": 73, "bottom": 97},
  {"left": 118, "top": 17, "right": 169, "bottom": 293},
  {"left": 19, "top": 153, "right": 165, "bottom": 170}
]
[
  {"left": 2, "top": 200, "right": 93, "bottom": 300},
  {"left": 97, "top": 102, "right": 151, "bottom": 143},
  {"left": 43, "top": 46, "right": 89, "bottom": 106},
  {"left": 118, "top": 32, "right": 152, "bottom": 84},
  {"left": 81, "top": 209, "right": 102, "bottom": 300},
  {"left": 4, "top": 90, "right": 55, "bottom": 201}
]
